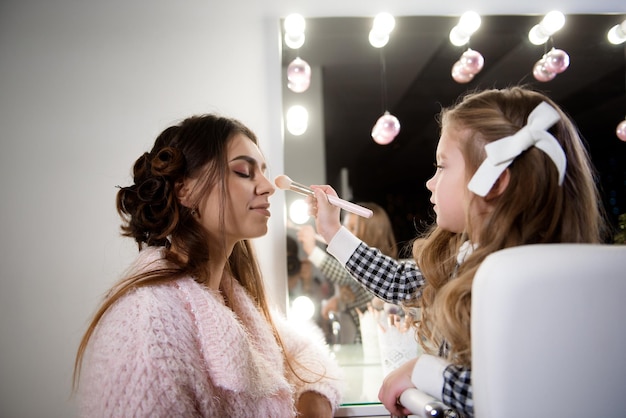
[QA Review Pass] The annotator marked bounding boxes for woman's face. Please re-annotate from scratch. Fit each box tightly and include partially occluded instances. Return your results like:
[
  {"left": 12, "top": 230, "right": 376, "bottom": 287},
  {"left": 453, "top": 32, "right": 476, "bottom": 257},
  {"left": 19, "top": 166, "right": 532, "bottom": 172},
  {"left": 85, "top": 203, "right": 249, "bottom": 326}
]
[
  {"left": 190, "top": 133, "right": 275, "bottom": 248},
  {"left": 425, "top": 126, "right": 469, "bottom": 234}
]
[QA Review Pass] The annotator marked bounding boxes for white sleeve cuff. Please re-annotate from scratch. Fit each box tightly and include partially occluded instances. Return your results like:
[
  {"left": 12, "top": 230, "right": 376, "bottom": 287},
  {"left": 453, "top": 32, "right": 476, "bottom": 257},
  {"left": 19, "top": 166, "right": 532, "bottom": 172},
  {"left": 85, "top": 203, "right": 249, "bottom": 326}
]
[
  {"left": 411, "top": 354, "right": 449, "bottom": 401},
  {"left": 326, "top": 226, "right": 362, "bottom": 265},
  {"left": 308, "top": 246, "right": 327, "bottom": 267}
]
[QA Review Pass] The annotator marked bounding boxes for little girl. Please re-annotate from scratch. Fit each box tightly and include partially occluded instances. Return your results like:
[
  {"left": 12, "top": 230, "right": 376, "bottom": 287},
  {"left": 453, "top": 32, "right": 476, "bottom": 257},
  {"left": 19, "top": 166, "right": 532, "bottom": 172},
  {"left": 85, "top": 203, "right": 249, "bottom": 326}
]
[{"left": 309, "top": 86, "right": 607, "bottom": 417}]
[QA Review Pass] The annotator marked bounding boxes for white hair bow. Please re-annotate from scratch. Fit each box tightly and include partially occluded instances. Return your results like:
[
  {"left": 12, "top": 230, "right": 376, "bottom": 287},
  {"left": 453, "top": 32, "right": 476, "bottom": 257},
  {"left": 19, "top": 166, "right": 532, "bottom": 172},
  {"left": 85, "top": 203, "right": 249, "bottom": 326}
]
[{"left": 467, "top": 101, "right": 567, "bottom": 197}]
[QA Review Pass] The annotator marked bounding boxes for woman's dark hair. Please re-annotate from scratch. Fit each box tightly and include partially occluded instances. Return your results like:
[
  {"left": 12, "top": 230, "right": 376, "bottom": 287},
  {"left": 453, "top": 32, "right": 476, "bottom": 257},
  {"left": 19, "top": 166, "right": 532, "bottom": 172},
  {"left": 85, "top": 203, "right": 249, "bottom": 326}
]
[
  {"left": 117, "top": 114, "right": 257, "bottom": 274},
  {"left": 74, "top": 114, "right": 277, "bottom": 389}
]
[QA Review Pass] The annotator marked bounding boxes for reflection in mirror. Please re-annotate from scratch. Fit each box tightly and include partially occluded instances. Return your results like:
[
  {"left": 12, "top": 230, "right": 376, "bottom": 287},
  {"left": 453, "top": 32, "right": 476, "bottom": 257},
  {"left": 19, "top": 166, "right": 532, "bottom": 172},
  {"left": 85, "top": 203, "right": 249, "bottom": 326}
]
[{"left": 282, "top": 14, "right": 626, "bottom": 346}]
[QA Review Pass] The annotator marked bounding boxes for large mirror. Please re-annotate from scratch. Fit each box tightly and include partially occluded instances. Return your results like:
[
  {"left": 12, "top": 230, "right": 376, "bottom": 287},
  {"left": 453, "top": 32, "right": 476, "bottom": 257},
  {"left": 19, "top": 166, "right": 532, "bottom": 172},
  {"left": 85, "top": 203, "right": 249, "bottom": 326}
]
[{"left": 282, "top": 14, "right": 626, "bottom": 345}]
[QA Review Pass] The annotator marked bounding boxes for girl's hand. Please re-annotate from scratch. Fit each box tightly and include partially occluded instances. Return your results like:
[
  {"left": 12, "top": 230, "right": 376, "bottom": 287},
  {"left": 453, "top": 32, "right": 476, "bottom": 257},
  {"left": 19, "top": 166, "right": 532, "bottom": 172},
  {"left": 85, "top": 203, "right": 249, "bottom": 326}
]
[
  {"left": 308, "top": 185, "right": 342, "bottom": 243},
  {"left": 378, "top": 357, "right": 419, "bottom": 416},
  {"left": 297, "top": 225, "right": 317, "bottom": 255}
]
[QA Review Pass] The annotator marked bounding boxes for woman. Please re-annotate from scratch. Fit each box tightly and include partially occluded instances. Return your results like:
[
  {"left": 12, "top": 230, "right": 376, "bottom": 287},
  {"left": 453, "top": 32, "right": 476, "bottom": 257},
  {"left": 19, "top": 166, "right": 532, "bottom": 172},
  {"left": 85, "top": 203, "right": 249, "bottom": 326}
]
[{"left": 73, "top": 114, "right": 342, "bottom": 417}]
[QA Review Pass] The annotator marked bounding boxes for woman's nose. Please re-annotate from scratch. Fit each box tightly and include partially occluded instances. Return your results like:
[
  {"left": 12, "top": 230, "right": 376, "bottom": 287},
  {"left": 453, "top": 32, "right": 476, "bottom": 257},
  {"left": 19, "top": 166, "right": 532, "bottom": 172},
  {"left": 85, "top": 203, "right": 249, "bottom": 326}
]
[{"left": 257, "top": 174, "right": 275, "bottom": 195}]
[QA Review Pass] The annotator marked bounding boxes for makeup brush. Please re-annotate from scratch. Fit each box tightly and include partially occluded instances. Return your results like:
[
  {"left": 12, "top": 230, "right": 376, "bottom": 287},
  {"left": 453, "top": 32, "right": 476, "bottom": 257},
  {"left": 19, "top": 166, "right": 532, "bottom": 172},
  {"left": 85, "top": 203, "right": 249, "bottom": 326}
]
[{"left": 274, "top": 175, "right": 373, "bottom": 218}]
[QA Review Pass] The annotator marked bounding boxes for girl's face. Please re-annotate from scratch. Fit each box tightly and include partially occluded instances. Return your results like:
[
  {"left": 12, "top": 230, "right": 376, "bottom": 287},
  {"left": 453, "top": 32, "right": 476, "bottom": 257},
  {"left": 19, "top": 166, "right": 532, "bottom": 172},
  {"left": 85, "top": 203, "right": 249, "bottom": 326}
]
[
  {"left": 425, "top": 126, "right": 469, "bottom": 234},
  {"left": 189, "top": 134, "right": 275, "bottom": 249}
]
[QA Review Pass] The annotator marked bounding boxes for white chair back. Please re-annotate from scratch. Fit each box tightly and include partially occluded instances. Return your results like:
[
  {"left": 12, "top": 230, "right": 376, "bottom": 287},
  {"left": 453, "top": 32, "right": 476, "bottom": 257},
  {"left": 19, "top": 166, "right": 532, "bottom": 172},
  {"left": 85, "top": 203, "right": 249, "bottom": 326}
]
[{"left": 472, "top": 244, "right": 626, "bottom": 418}]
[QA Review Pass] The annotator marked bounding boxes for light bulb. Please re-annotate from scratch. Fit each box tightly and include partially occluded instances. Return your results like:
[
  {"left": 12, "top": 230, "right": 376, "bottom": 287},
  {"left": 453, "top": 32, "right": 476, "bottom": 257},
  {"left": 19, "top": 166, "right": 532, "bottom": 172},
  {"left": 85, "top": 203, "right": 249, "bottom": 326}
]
[
  {"left": 284, "top": 14, "right": 305, "bottom": 35},
  {"left": 542, "top": 11, "right": 565, "bottom": 35},
  {"left": 449, "top": 25, "right": 470, "bottom": 46},
  {"left": 607, "top": 21, "right": 626, "bottom": 45},
  {"left": 373, "top": 12, "right": 395, "bottom": 34},
  {"left": 286, "top": 105, "right": 308, "bottom": 136},
  {"left": 369, "top": 29, "right": 389, "bottom": 48},
  {"left": 285, "top": 32, "right": 305, "bottom": 49},
  {"left": 291, "top": 296, "right": 315, "bottom": 321},
  {"left": 528, "top": 24, "right": 550, "bottom": 45},
  {"left": 288, "top": 199, "right": 310, "bottom": 224},
  {"left": 458, "top": 11, "right": 481, "bottom": 35}
]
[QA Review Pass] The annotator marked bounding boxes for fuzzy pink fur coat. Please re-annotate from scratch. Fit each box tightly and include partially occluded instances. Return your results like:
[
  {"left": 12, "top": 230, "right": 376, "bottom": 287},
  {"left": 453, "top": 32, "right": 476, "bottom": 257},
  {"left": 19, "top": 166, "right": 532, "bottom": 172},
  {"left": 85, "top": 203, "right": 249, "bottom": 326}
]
[{"left": 78, "top": 247, "right": 343, "bottom": 417}]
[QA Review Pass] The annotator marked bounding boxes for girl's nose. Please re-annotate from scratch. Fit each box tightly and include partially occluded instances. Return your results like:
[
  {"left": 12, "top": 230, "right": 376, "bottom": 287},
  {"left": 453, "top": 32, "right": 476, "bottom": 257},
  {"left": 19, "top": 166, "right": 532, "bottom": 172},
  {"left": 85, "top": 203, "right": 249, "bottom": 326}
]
[{"left": 425, "top": 176, "right": 435, "bottom": 192}]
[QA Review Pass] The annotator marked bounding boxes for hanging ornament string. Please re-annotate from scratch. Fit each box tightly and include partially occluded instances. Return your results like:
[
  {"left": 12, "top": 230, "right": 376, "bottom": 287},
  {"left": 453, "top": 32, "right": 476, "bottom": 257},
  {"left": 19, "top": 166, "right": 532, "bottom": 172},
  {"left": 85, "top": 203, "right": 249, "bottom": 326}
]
[
  {"left": 371, "top": 47, "right": 401, "bottom": 145},
  {"left": 617, "top": 45, "right": 626, "bottom": 141},
  {"left": 379, "top": 48, "right": 388, "bottom": 115}
]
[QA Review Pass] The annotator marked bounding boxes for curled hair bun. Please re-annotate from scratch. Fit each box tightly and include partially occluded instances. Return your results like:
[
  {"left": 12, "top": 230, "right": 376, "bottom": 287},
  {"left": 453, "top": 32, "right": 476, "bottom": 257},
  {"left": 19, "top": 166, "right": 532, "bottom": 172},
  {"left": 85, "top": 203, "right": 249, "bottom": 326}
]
[{"left": 117, "top": 146, "right": 186, "bottom": 246}]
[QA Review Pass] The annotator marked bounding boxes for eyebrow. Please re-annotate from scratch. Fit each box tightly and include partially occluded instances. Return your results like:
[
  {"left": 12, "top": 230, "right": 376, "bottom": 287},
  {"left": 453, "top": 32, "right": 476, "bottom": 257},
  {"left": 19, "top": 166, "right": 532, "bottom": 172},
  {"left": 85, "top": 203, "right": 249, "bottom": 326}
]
[{"left": 229, "top": 155, "right": 267, "bottom": 171}]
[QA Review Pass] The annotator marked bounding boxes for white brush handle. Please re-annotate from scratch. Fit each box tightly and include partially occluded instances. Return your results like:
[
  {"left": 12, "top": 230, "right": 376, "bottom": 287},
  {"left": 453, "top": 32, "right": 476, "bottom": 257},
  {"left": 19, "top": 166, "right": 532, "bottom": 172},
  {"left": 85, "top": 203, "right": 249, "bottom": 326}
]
[
  {"left": 276, "top": 175, "right": 373, "bottom": 218},
  {"left": 326, "top": 195, "right": 373, "bottom": 218}
]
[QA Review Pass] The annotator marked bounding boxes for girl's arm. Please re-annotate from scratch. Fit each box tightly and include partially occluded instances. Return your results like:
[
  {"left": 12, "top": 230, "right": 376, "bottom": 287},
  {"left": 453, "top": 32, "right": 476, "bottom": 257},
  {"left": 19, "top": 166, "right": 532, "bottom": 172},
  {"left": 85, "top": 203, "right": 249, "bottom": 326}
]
[{"left": 327, "top": 226, "right": 423, "bottom": 304}]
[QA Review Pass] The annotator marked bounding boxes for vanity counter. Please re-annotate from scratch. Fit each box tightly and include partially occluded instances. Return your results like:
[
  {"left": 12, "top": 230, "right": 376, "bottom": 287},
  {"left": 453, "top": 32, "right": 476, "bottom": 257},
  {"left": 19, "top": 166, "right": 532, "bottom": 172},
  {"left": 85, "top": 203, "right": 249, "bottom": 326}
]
[{"left": 332, "top": 344, "right": 390, "bottom": 417}]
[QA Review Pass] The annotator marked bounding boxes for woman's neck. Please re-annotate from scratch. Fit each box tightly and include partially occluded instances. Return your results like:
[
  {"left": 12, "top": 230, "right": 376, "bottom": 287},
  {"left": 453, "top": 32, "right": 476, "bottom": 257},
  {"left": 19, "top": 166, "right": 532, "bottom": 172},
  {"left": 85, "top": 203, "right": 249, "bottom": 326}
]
[{"left": 204, "top": 259, "right": 227, "bottom": 291}]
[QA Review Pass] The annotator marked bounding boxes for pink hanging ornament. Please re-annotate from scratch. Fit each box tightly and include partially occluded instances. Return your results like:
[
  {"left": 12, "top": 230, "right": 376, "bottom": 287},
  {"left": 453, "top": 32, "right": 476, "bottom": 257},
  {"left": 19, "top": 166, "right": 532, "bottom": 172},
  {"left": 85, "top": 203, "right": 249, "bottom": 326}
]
[
  {"left": 532, "top": 58, "right": 556, "bottom": 82},
  {"left": 451, "top": 60, "right": 474, "bottom": 84},
  {"left": 544, "top": 48, "right": 570, "bottom": 74},
  {"left": 617, "top": 119, "right": 626, "bottom": 142},
  {"left": 371, "top": 112, "right": 401, "bottom": 145},
  {"left": 460, "top": 49, "right": 485, "bottom": 75},
  {"left": 287, "top": 57, "right": 311, "bottom": 93}
]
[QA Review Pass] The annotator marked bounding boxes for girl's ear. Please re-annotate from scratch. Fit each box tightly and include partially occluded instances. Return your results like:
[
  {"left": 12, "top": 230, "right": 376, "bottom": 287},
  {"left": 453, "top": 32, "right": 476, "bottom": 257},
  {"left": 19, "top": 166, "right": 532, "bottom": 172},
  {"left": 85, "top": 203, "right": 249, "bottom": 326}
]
[{"left": 485, "top": 168, "right": 511, "bottom": 200}]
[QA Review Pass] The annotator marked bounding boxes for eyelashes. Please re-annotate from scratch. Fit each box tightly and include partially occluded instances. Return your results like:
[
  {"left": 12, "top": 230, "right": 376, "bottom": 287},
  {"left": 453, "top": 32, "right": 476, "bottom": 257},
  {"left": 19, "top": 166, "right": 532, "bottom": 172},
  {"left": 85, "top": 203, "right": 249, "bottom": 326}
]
[{"left": 234, "top": 171, "right": 251, "bottom": 178}]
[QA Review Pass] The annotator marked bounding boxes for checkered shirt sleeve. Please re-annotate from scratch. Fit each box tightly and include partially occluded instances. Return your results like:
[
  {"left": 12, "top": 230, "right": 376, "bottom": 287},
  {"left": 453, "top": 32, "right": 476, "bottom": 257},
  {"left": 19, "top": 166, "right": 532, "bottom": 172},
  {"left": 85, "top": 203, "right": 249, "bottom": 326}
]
[
  {"left": 442, "top": 364, "right": 473, "bottom": 418},
  {"left": 319, "top": 253, "right": 359, "bottom": 287},
  {"left": 344, "top": 242, "right": 424, "bottom": 304}
]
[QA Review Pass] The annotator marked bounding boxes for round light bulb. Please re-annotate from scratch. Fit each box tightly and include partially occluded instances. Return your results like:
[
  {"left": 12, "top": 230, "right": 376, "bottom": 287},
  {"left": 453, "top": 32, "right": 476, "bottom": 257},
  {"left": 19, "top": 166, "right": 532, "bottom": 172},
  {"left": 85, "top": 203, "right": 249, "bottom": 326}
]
[
  {"left": 607, "top": 21, "right": 626, "bottom": 45},
  {"left": 449, "top": 25, "right": 470, "bottom": 46},
  {"left": 542, "top": 11, "right": 565, "bottom": 35},
  {"left": 369, "top": 29, "right": 389, "bottom": 48},
  {"left": 528, "top": 24, "right": 550, "bottom": 45},
  {"left": 286, "top": 105, "right": 308, "bottom": 136},
  {"left": 288, "top": 199, "right": 310, "bottom": 224},
  {"left": 284, "top": 14, "right": 305, "bottom": 35},
  {"left": 291, "top": 296, "right": 315, "bottom": 321},
  {"left": 285, "top": 32, "right": 305, "bottom": 49},
  {"left": 459, "top": 11, "right": 481, "bottom": 35},
  {"left": 373, "top": 12, "right": 395, "bottom": 34}
]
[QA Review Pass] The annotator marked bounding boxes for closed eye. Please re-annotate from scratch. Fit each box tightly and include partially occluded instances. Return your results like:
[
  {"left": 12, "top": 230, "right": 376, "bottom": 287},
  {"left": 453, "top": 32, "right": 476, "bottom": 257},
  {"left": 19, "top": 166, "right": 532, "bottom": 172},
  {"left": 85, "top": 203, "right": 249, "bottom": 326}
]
[{"left": 234, "top": 171, "right": 251, "bottom": 178}]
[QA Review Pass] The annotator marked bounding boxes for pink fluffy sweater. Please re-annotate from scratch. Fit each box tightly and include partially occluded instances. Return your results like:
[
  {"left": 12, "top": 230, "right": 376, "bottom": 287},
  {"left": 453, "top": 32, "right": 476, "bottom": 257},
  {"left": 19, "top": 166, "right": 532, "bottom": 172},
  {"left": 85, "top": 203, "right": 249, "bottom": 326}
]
[{"left": 78, "top": 247, "right": 343, "bottom": 417}]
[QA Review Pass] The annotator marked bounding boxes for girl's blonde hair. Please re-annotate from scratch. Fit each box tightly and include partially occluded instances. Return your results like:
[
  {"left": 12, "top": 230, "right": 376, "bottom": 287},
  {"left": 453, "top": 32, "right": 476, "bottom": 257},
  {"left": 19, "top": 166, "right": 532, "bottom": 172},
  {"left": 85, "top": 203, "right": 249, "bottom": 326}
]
[{"left": 410, "top": 87, "right": 607, "bottom": 365}]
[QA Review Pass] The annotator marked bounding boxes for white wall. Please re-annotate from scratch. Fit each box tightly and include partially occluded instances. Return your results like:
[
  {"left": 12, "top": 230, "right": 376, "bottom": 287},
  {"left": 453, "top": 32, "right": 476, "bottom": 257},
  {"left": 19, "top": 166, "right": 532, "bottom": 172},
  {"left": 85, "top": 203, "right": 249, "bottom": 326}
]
[{"left": 0, "top": 1, "right": 621, "bottom": 416}]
